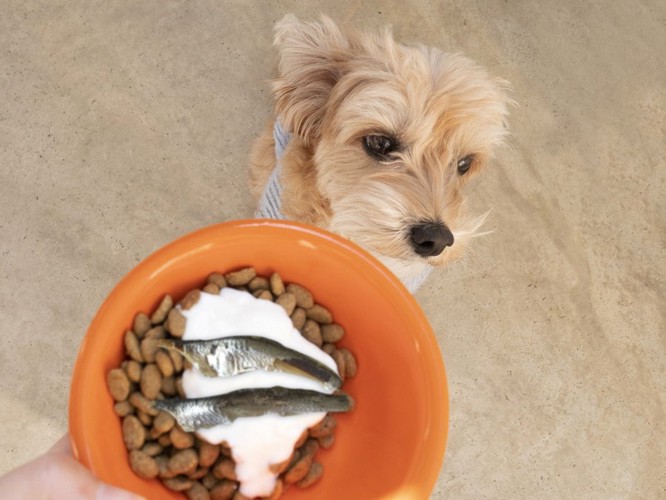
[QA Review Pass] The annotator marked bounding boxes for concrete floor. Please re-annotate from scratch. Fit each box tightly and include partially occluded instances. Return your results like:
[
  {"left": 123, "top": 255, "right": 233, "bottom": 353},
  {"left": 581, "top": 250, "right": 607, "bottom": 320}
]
[{"left": 1, "top": 1, "right": 664, "bottom": 498}]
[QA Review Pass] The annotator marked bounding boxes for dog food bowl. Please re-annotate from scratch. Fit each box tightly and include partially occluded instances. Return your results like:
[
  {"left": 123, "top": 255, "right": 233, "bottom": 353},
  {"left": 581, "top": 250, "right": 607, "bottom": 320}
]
[{"left": 69, "top": 220, "right": 448, "bottom": 499}]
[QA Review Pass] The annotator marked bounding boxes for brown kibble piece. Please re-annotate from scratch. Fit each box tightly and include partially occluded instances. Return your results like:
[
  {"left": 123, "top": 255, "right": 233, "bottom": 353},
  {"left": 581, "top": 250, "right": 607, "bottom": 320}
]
[
  {"left": 150, "top": 295, "right": 173, "bottom": 324},
  {"left": 302, "top": 320, "right": 323, "bottom": 347},
  {"left": 269, "top": 273, "right": 285, "bottom": 295},
  {"left": 187, "top": 481, "right": 211, "bottom": 500},
  {"left": 253, "top": 289, "right": 273, "bottom": 301},
  {"left": 107, "top": 368, "right": 131, "bottom": 401},
  {"left": 207, "top": 272, "right": 227, "bottom": 288},
  {"left": 122, "top": 415, "right": 145, "bottom": 450},
  {"left": 202, "top": 472, "right": 219, "bottom": 490},
  {"left": 340, "top": 348, "right": 358, "bottom": 378},
  {"left": 210, "top": 479, "right": 237, "bottom": 500},
  {"left": 153, "top": 411, "right": 176, "bottom": 435},
  {"left": 114, "top": 400, "right": 134, "bottom": 417},
  {"left": 297, "top": 461, "right": 324, "bottom": 488},
  {"left": 321, "top": 323, "right": 345, "bottom": 343},
  {"left": 179, "top": 289, "right": 201, "bottom": 310},
  {"left": 125, "top": 360, "right": 142, "bottom": 383},
  {"left": 129, "top": 450, "right": 159, "bottom": 479},
  {"left": 129, "top": 392, "right": 158, "bottom": 416},
  {"left": 124, "top": 330, "right": 143, "bottom": 362},
  {"left": 144, "top": 325, "right": 166, "bottom": 339},
  {"left": 164, "top": 477, "right": 195, "bottom": 491},
  {"left": 170, "top": 426, "right": 195, "bottom": 449},
  {"left": 318, "top": 434, "right": 335, "bottom": 449},
  {"left": 199, "top": 441, "right": 221, "bottom": 468},
  {"left": 133, "top": 313, "right": 152, "bottom": 338},
  {"left": 158, "top": 433, "right": 172, "bottom": 448},
  {"left": 286, "top": 283, "right": 314, "bottom": 309},
  {"left": 275, "top": 292, "right": 296, "bottom": 316},
  {"left": 212, "top": 458, "right": 237, "bottom": 480},
  {"left": 290, "top": 308, "right": 306, "bottom": 330},
  {"left": 309, "top": 415, "right": 336, "bottom": 438},
  {"left": 224, "top": 267, "right": 256, "bottom": 286},
  {"left": 322, "top": 343, "right": 335, "bottom": 355},
  {"left": 140, "top": 338, "right": 160, "bottom": 363},
  {"left": 168, "top": 449, "right": 199, "bottom": 475},
  {"left": 232, "top": 492, "right": 251, "bottom": 500},
  {"left": 137, "top": 411, "right": 152, "bottom": 427},
  {"left": 203, "top": 283, "right": 220, "bottom": 294},
  {"left": 284, "top": 440, "right": 318, "bottom": 483},
  {"left": 169, "top": 349, "right": 184, "bottom": 373},
  {"left": 155, "top": 350, "right": 175, "bottom": 378},
  {"left": 140, "top": 364, "right": 162, "bottom": 399},
  {"left": 161, "top": 376, "right": 176, "bottom": 396},
  {"left": 165, "top": 309, "right": 187, "bottom": 337},
  {"left": 141, "top": 442, "right": 163, "bottom": 457},
  {"left": 248, "top": 276, "right": 269, "bottom": 291},
  {"left": 306, "top": 304, "right": 333, "bottom": 324},
  {"left": 332, "top": 350, "right": 346, "bottom": 382}
]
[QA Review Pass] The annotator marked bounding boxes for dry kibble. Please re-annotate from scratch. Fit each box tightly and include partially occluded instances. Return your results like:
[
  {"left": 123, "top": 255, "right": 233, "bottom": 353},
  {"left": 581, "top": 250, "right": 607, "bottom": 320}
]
[
  {"left": 144, "top": 325, "right": 166, "bottom": 339},
  {"left": 141, "top": 442, "right": 163, "bottom": 457},
  {"left": 286, "top": 284, "right": 314, "bottom": 309},
  {"left": 169, "top": 349, "right": 184, "bottom": 373},
  {"left": 140, "top": 338, "right": 160, "bottom": 363},
  {"left": 107, "top": 369, "right": 131, "bottom": 401},
  {"left": 129, "top": 450, "right": 159, "bottom": 479},
  {"left": 321, "top": 323, "right": 345, "bottom": 343},
  {"left": 297, "top": 461, "right": 323, "bottom": 488},
  {"left": 165, "top": 309, "right": 187, "bottom": 337},
  {"left": 207, "top": 272, "right": 227, "bottom": 288},
  {"left": 340, "top": 348, "right": 358, "bottom": 378},
  {"left": 275, "top": 292, "right": 297, "bottom": 316},
  {"left": 129, "top": 392, "right": 158, "bottom": 416},
  {"left": 202, "top": 472, "right": 219, "bottom": 490},
  {"left": 232, "top": 491, "right": 251, "bottom": 500},
  {"left": 306, "top": 304, "right": 333, "bottom": 324},
  {"left": 317, "top": 434, "right": 335, "bottom": 449},
  {"left": 248, "top": 276, "right": 269, "bottom": 291},
  {"left": 122, "top": 415, "right": 145, "bottom": 451},
  {"left": 140, "top": 364, "right": 162, "bottom": 399},
  {"left": 224, "top": 267, "right": 256, "bottom": 286},
  {"left": 213, "top": 458, "right": 237, "bottom": 480},
  {"left": 164, "top": 477, "right": 195, "bottom": 491},
  {"left": 155, "top": 350, "right": 175, "bottom": 378},
  {"left": 269, "top": 273, "right": 285, "bottom": 296},
  {"left": 170, "top": 426, "right": 195, "bottom": 449},
  {"left": 151, "top": 295, "right": 173, "bottom": 324},
  {"left": 133, "top": 313, "right": 152, "bottom": 338},
  {"left": 284, "top": 440, "right": 319, "bottom": 483},
  {"left": 302, "top": 320, "right": 323, "bottom": 347},
  {"left": 203, "top": 283, "right": 220, "bottom": 294},
  {"left": 332, "top": 350, "right": 346, "bottom": 382},
  {"left": 322, "top": 343, "right": 335, "bottom": 355},
  {"left": 309, "top": 415, "right": 336, "bottom": 438},
  {"left": 253, "top": 289, "right": 273, "bottom": 301},
  {"left": 168, "top": 449, "right": 199, "bottom": 475},
  {"left": 124, "top": 330, "right": 143, "bottom": 362},
  {"left": 199, "top": 442, "right": 221, "bottom": 468},
  {"left": 210, "top": 479, "right": 237, "bottom": 500},
  {"left": 187, "top": 481, "right": 212, "bottom": 500},
  {"left": 290, "top": 307, "right": 307, "bottom": 330},
  {"left": 125, "top": 360, "right": 142, "bottom": 383},
  {"left": 153, "top": 411, "right": 176, "bottom": 435},
  {"left": 137, "top": 411, "right": 153, "bottom": 427},
  {"left": 176, "top": 378, "right": 186, "bottom": 398},
  {"left": 161, "top": 376, "right": 176, "bottom": 396},
  {"left": 180, "top": 289, "right": 201, "bottom": 310},
  {"left": 114, "top": 400, "right": 134, "bottom": 417},
  {"left": 158, "top": 434, "right": 172, "bottom": 448}
]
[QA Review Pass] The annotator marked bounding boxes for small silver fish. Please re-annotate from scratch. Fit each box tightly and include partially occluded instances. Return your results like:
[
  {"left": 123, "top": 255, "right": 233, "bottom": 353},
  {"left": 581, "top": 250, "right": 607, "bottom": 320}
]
[
  {"left": 153, "top": 387, "right": 353, "bottom": 431},
  {"left": 156, "top": 336, "right": 342, "bottom": 390}
]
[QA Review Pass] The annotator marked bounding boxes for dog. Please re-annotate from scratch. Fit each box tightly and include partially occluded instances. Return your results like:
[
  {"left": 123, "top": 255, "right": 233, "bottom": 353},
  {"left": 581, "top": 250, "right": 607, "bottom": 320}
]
[{"left": 250, "top": 15, "right": 510, "bottom": 291}]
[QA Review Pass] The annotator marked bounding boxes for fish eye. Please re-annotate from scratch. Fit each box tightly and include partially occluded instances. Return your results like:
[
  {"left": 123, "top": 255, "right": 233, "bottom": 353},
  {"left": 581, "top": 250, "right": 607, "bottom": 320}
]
[
  {"left": 363, "top": 135, "right": 397, "bottom": 161},
  {"left": 457, "top": 155, "right": 475, "bottom": 175}
]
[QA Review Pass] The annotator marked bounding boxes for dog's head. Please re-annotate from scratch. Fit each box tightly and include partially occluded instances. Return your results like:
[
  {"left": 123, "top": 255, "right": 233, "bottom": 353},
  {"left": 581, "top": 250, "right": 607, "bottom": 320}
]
[{"left": 272, "top": 15, "right": 510, "bottom": 279}]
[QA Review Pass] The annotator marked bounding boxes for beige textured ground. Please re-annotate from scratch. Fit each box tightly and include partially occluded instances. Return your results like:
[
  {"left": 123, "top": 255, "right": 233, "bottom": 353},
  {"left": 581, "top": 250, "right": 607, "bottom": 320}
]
[{"left": 1, "top": 1, "right": 664, "bottom": 498}]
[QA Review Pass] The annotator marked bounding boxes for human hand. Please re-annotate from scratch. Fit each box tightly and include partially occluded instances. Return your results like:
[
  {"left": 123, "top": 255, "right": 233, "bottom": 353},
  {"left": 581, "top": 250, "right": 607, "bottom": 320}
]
[{"left": 0, "top": 433, "right": 144, "bottom": 499}]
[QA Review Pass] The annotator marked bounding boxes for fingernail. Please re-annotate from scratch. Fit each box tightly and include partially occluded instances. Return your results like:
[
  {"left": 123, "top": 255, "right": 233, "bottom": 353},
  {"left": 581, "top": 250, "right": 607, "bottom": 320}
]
[{"left": 97, "top": 484, "right": 146, "bottom": 500}]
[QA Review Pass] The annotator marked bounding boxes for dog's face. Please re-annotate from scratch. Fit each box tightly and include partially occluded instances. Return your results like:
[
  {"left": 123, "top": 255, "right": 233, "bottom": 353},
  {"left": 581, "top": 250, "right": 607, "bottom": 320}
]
[{"left": 273, "top": 16, "right": 510, "bottom": 279}]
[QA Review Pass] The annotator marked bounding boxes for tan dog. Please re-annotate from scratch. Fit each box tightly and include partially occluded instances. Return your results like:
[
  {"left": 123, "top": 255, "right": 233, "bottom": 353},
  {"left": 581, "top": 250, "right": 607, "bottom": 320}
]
[{"left": 250, "top": 15, "right": 510, "bottom": 291}]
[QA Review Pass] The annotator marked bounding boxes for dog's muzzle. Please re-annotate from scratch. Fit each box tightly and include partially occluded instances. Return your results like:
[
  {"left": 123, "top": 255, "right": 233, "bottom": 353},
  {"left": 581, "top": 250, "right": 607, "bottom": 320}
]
[{"left": 410, "top": 221, "right": 454, "bottom": 257}]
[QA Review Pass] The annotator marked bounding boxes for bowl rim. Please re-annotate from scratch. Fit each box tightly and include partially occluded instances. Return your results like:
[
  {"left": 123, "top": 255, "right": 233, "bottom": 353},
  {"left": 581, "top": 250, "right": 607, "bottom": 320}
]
[{"left": 68, "top": 219, "right": 449, "bottom": 497}]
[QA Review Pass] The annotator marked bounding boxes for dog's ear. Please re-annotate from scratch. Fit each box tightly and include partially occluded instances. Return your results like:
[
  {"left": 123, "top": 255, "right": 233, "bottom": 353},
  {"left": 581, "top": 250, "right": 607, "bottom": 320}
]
[{"left": 272, "top": 15, "right": 350, "bottom": 146}]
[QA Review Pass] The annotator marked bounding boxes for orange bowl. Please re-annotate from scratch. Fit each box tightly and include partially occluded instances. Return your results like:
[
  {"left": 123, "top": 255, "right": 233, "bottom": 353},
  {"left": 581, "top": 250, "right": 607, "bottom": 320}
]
[{"left": 69, "top": 220, "right": 448, "bottom": 499}]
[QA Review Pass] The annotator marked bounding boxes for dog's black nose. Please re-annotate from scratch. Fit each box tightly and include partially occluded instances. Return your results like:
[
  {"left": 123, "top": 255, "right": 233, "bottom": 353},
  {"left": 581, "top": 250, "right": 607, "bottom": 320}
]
[{"left": 410, "top": 221, "right": 454, "bottom": 257}]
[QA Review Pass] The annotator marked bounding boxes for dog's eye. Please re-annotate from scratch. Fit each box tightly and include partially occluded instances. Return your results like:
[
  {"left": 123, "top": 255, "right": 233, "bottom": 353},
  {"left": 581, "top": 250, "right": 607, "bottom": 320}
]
[
  {"left": 363, "top": 135, "right": 396, "bottom": 161},
  {"left": 457, "top": 155, "right": 475, "bottom": 175}
]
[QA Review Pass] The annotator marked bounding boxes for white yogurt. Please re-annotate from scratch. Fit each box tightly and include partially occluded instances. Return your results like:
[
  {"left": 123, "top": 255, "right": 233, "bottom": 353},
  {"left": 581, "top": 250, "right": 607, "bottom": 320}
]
[{"left": 180, "top": 288, "right": 338, "bottom": 498}]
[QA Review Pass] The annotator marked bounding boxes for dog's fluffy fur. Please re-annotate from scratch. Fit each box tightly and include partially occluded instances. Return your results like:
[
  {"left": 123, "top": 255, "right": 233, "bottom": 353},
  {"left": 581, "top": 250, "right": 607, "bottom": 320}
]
[{"left": 250, "top": 15, "right": 510, "bottom": 288}]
